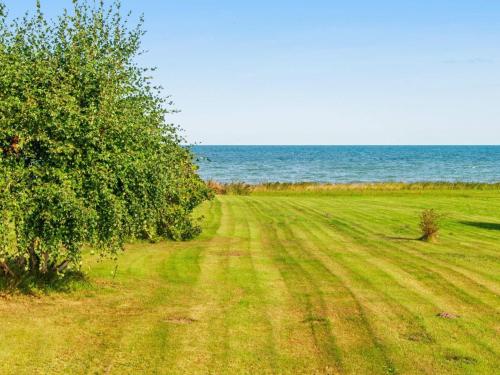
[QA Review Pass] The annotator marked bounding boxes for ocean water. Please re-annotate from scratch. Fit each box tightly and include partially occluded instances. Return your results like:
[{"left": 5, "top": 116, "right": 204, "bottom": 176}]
[{"left": 192, "top": 146, "right": 500, "bottom": 184}]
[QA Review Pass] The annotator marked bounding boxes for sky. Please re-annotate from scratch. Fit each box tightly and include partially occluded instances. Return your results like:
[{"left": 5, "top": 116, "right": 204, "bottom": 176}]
[{"left": 3, "top": 1, "right": 500, "bottom": 145}]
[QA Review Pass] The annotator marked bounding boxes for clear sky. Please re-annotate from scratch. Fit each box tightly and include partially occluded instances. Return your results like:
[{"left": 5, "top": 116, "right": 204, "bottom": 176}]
[{"left": 4, "top": 1, "right": 500, "bottom": 145}]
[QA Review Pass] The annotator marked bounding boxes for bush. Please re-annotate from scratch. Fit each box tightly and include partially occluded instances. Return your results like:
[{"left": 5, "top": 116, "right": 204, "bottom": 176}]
[
  {"left": 419, "top": 209, "right": 441, "bottom": 242},
  {"left": 0, "top": 0, "right": 211, "bottom": 280},
  {"left": 224, "top": 182, "right": 252, "bottom": 195},
  {"left": 206, "top": 181, "right": 252, "bottom": 195},
  {"left": 206, "top": 180, "right": 227, "bottom": 195}
]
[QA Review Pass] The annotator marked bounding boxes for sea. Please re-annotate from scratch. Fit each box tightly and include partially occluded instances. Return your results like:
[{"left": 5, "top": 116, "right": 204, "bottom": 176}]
[{"left": 191, "top": 146, "right": 500, "bottom": 184}]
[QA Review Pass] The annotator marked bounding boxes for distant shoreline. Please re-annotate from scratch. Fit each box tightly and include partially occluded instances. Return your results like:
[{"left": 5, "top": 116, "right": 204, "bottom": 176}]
[
  {"left": 206, "top": 181, "right": 500, "bottom": 195},
  {"left": 193, "top": 144, "right": 500, "bottom": 147}
]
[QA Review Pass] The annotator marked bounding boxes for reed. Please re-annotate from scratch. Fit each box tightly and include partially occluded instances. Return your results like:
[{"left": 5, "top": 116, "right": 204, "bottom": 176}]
[
  {"left": 207, "top": 180, "right": 500, "bottom": 194},
  {"left": 206, "top": 180, "right": 253, "bottom": 195}
]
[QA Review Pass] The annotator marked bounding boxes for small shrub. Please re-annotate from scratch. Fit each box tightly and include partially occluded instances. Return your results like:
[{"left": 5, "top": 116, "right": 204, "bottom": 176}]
[
  {"left": 207, "top": 180, "right": 226, "bottom": 195},
  {"left": 225, "top": 182, "right": 252, "bottom": 195},
  {"left": 419, "top": 209, "right": 441, "bottom": 242},
  {"left": 206, "top": 181, "right": 252, "bottom": 195}
]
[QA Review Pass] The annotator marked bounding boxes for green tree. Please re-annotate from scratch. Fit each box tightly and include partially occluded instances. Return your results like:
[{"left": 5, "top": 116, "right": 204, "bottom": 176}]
[{"left": 0, "top": 0, "right": 210, "bottom": 280}]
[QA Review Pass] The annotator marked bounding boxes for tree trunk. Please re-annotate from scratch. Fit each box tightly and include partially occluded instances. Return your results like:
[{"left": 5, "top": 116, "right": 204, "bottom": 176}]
[
  {"left": 56, "top": 260, "right": 70, "bottom": 273},
  {"left": 28, "top": 238, "right": 40, "bottom": 273},
  {"left": 41, "top": 252, "right": 49, "bottom": 274},
  {"left": 0, "top": 261, "right": 14, "bottom": 278}
]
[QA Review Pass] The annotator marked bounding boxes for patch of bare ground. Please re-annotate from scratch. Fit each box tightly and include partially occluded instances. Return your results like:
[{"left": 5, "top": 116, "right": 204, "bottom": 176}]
[
  {"left": 164, "top": 316, "right": 198, "bottom": 324},
  {"left": 445, "top": 353, "right": 478, "bottom": 365},
  {"left": 302, "top": 316, "right": 329, "bottom": 324},
  {"left": 404, "top": 331, "right": 434, "bottom": 343},
  {"left": 214, "top": 250, "right": 245, "bottom": 257},
  {"left": 436, "top": 312, "right": 460, "bottom": 319}
]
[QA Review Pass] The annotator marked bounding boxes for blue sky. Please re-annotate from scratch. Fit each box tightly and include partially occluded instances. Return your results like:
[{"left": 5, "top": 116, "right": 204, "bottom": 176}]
[{"left": 4, "top": 1, "right": 500, "bottom": 145}]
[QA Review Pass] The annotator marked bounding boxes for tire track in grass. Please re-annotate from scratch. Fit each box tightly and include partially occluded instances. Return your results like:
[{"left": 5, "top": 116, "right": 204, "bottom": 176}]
[
  {"left": 295, "top": 199, "right": 500, "bottom": 318},
  {"left": 150, "top": 199, "right": 224, "bottom": 371},
  {"left": 240, "top": 197, "right": 328, "bottom": 373},
  {"left": 336, "top": 197, "right": 500, "bottom": 268},
  {"left": 338, "top": 209, "right": 499, "bottom": 318},
  {"left": 295, "top": 198, "right": 499, "bottom": 316},
  {"left": 79, "top": 242, "right": 182, "bottom": 373},
  {"left": 108, "top": 199, "right": 224, "bottom": 373},
  {"left": 277, "top": 198, "right": 457, "bottom": 374},
  {"left": 260, "top": 198, "right": 397, "bottom": 374},
  {"left": 167, "top": 197, "right": 234, "bottom": 374},
  {"left": 303, "top": 198, "right": 500, "bottom": 370},
  {"left": 339, "top": 201, "right": 500, "bottom": 301},
  {"left": 171, "top": 196, "right": 269, "bottom": 373},
  {"left": 291, "top": 197, "right": 499, "bottom": 306},
  {"left": 206, "top": 198, "right": 237, "bottom": 372},
  {"left": 286, "top": 198, "right": 499, "bottom": 363},
  {"left": 216, "top": 196, "right": 277, "bottom": 373},
  {"left": 247, "top": 199, "right": 346, "bottom": 374},
  {"left": 353, "top": 197, "right": 500, "bottom": 268}
]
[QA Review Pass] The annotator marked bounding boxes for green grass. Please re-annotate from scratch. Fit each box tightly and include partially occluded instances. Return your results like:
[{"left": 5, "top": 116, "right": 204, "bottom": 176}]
[{"left": 0, "top": 189, "right": 499, "bottom": 374}]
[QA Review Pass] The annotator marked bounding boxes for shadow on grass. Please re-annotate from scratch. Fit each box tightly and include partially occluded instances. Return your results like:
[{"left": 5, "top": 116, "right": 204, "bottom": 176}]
[
  {"left": 0, "top": 271, "right": 90, "bottom": 295},
  {"left": 460, "top": 221, "right": 500, "bottom": 231}
]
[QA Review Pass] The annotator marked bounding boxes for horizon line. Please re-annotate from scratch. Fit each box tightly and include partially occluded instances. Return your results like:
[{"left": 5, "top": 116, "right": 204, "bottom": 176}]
[{"left": 188, "top": 144, "right": 500, "bottom": 147}]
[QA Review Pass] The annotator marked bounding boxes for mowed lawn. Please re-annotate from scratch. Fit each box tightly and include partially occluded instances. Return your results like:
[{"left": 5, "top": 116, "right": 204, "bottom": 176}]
[{"left": 0, "top": 190, "right": 499, "bottom": 374}]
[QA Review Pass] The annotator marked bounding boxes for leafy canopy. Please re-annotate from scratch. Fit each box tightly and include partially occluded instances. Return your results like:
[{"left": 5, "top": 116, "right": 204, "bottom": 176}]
[{"left": 0, "top": 0, "right": 210, "bottom": 278}]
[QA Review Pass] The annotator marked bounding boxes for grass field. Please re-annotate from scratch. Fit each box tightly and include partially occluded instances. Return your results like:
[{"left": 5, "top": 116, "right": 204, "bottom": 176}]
[{"left": 0, "top": 189, "right": 499, "bottom": 374}]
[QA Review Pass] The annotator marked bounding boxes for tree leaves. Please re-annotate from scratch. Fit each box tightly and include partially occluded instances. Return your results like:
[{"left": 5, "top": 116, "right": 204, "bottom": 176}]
[{"left": 0, "top": 0, "right": 210, "bottom": 279}]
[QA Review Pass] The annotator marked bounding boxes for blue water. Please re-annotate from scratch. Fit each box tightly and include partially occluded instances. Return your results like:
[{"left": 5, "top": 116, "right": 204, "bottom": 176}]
[{"left": 192, "top": 146, "right": 500, "bottom": 184}]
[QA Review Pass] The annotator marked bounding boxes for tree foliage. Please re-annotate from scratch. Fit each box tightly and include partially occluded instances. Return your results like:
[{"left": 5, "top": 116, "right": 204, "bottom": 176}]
[{"left": 0, "top": 0, "right": 211, "bottom": 279}]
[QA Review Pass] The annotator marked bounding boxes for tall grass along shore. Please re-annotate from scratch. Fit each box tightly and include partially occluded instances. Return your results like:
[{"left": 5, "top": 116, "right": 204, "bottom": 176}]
[{"left": 207, "top": 180, "right": 500, "bottom": 195}]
